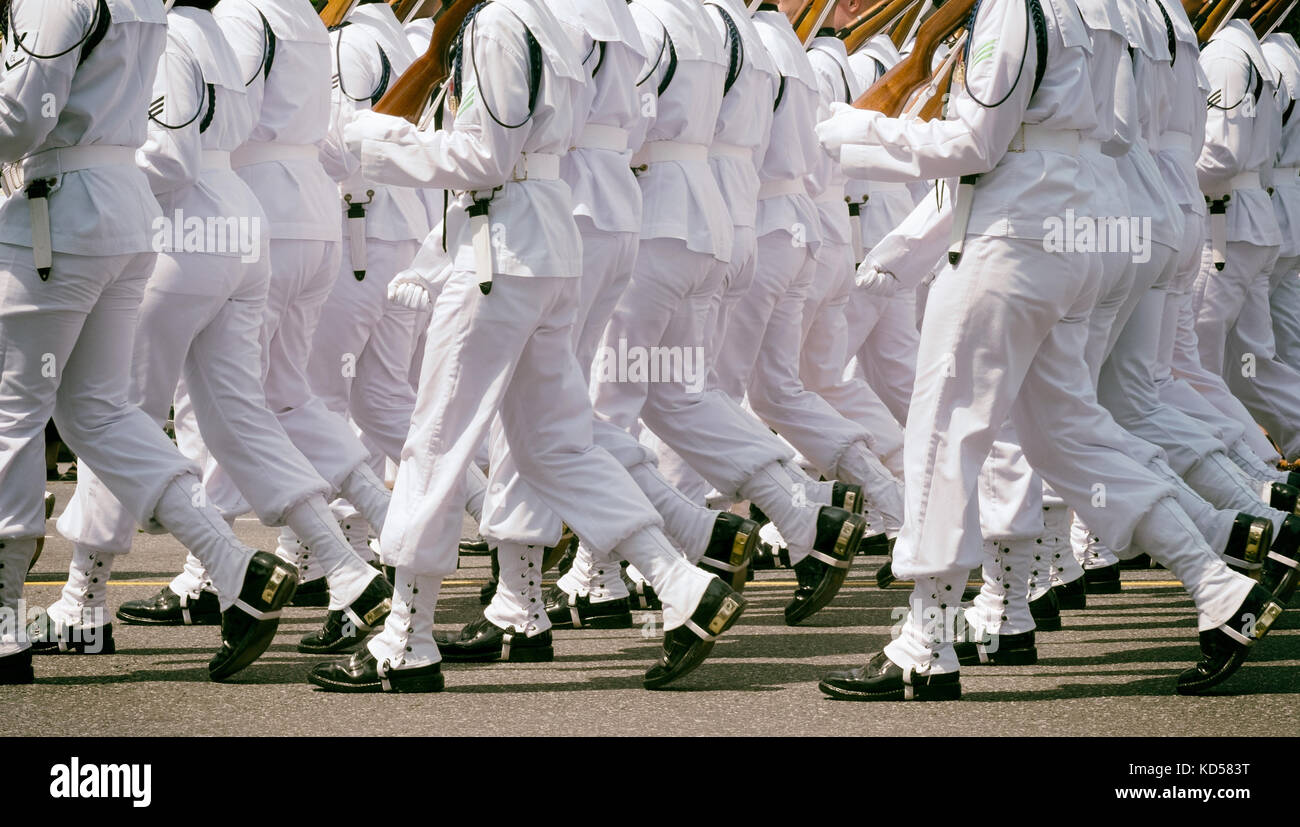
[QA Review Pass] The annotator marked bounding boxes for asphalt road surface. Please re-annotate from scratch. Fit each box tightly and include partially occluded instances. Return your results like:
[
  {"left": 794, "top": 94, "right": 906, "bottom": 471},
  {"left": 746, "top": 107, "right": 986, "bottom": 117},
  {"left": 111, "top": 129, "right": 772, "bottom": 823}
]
[{"left": 5, "top": 480, "right": 1298, "bottom": 737}]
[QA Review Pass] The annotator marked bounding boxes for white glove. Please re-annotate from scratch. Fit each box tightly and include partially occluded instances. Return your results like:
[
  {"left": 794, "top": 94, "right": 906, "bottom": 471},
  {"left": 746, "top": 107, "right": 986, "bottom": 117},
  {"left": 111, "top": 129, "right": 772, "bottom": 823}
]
[
  {"left": 388, "top": 272, "right": 432, "bottom": 310},
  {"left": 855, "top": 262, "right": 899, "bottom": 297},
  {"left": 816, "top": 102, "right": 877, "bottom": 158}
]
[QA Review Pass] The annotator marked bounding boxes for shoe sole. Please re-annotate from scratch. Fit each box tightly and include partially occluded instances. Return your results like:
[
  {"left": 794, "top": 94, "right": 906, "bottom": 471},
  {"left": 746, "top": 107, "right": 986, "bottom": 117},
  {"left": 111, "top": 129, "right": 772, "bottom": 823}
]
[
  {"left": 442, "top": 644, "right": 555, "bottom": 664},
  {"left": 786, "top": 522, "right": 867, "bottom": 625},
  {"left": 644, "top": 594, "right": 748, "bottom": 690},
  {"left": 306, "top": 670, "right": 446, "bottom": 694},
  {"left": 1084, "top": 580, "right": 1121, "bottom": 594},
  {"left": 957, "top": 647, "right": 1037, "bottom": 667},
  {"left": 818, "top": 679, "right": 962, "bottom": 702},
  {"left": 549, "top": 613, "right": 634, "bottom": 630},
  {"left": 875, "top": 562, "right": 895, "bottom": 590},
  {"left": 115, "top": 610, "right": 220, "bottom": 626},
  {"left": 1267, "top": 567, "right": 1299, "bottom": 605}
]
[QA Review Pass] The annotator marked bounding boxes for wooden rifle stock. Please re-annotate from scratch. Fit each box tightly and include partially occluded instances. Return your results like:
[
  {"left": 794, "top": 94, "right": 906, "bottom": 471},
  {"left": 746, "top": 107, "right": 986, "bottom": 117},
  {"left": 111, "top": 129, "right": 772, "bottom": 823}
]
[
  {"left": 797, "top": 0, "right": 838, "bottom": 44},
  {"left": 853, "top": 0, "right": 975, "bottom": 114},
  {"left": 373, "top": 0, "right": 478, "bottom": 123},
  {"left": 890, "top": 0, "right": 925, "bottom": 48},
  {"left": 1198, "top": 0, "right": 1239, "bottom": 41},
  {"left": 789, "top": 0, "right": 816, "bottom": 25},
  {"left": 839, "top": 0, "right": 919, "bottom": 53},
  {"left": 320, "top": 0, "right": 360, "bottom": 28},
  {"left": 915, "top": 55, "right": 956, "bottom": 119},
  {"left": 1251, "top": 0, "right": 1288, "bottom": 34}
]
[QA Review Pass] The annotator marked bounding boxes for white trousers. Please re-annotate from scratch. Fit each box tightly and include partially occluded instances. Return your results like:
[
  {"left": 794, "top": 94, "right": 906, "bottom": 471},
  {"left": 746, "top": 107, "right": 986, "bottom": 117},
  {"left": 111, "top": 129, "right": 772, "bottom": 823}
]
[
  {"left": 1268, "top": 255, "right": 1300, "bottom": 369},
  {"left": 714, "top": 230, "right": 869, "bottom": 477},
  {"left": 381, "top": 270, "right": 662, "bottom": 576},
  {"left": 58, "top": 250, "right": 331, "bottom": 553},
  {"left": 895, "top": 234, "right": 1177, "bottom": 581},
  {"left": 0, "top": 245, "right": 196, "bottom": 540},
  {"left": 802, "top": 240, "right": 907, "bottom": 478},
  {"left": 1192, "top": 239, "right": 1300, "bottom": 457},
  {"left": 306, "top": 237, "right": 421, "bottom": 463}
]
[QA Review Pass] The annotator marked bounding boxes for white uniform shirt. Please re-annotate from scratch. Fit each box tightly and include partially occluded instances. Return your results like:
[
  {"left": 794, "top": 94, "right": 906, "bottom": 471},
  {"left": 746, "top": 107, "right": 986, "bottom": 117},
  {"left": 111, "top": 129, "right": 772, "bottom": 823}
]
[
  {"left": 215, "top": 0, "right": 339, "bottom": 241},
  {"left": 141, "top": 6, "right": 265, "bottom": 276},
  {"left": 1263, "top": 33, "right": 1300, "bottom": 258},
  {"left": 1151, "top": 0, "right": 1208, "bottom": 216},
  {"left": 703, "top": 0, "right": 778, "bottom": 231},
  {"left": 1197, "top": 19, "right": 1283, "bottom": 247},
  {"left": 629, "top": 0, "right": 732, "bottom": 261},
  {"left": 320, "top": 3, "right": 430, "bottom": 243},
  {"left": 0, "top": 0, "right": 165, "bottom": 256},
  {"left": 807, "top": 34, "right": 862, "bottom": 246},
  {"left": 550, "top": 0, "right": 648, "bottom": 236},
  {"left": 846, "top": 34, "right": 915, "bottom": 252},
  {"left": 347, "top": 0, "right": 587, "bottom": 278},
  {"left": 751, "top": 8, "right": 823, "bottom": 248}
]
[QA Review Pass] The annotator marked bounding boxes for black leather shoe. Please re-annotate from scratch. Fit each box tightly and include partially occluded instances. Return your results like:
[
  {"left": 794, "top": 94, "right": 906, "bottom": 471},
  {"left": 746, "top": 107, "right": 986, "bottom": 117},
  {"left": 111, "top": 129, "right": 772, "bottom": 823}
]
[
  {"left": 544, "top": 585, "right": 633, "bottom": 629},
  {"left": 1288, "top": 470, "right": 1300, "bottom": 490},
  {"left": 435, "top": 614, "right": 553, "bottom": 663},
  {"left": 748, "top": 503, "right": 768, "bottom": 526},
  {"left": 308, "top": 649, "right": 444, "bottom": 693},
  {"left": 644, "top": 577, "right": 747, "bottom": 689},
  {"left": 289, "top": 577, "right": 329, "bottom": 608},
  {"left": 785, "top": 507, "right": 868, "bottom": 625},
  {"left": 297, "top": 574, "right": 393, "bottom": 655},
  {"left": 1261, "top": 514, "right": 1300, "bottom": 604},
  {"left": 209, "top": 552, "right": 298, "bottom": 682},
  {"left": 1083, "top": 562, "right": 1121, "bottom": 594},
  {"left": 0, "top": 649, "right": 33, "bottom": 685},
  {"left": 749, "top": 538, "right": 791, "bottom": 571},
  {"left": 623, "top": 566, "right": 661, "bottom": 610},
  {"left": 479, "top": 547, "right": 500, "bottom": 605},
  {"left": 860, "top": 533, "right": 893, "bottom": 557},
  {"left": 117, "top": 586, "right": 221, "bottom": 626},
  {"left": 699, "top": 512, "right": 758, "bottom": 591},
  {"left": 27, "top": 610, "right": 115, "bottom": 655},
  {"left": 1028, "top": 589, "right": 1061, "bottom": 632},
  {"left": 1053, "top": 576, "right": 1087, "bottom": 610},
  {"left": 1223, "top": 513, "right": 1273, "bottom": 579},
  {"left": 1268, "top": 482, "right": 1300, "bottom": 515},
  {"left": 819, "top": 651, "right": 961, "bottom": 701},
  {"left": 1119, "top": 553, "right": 1152, "bottom": 570},
  {"left": 875, "top": 556, "right": 896, "bottom": 589},
  {"left": 1177, "top": 584, "right": 1284, "bottom": 695},
  {"left": 955, "top": 629, "right": 1037, "bottom": 666},
  {"left": 832, "top": 482, "right": 864, "bottom": 515}
]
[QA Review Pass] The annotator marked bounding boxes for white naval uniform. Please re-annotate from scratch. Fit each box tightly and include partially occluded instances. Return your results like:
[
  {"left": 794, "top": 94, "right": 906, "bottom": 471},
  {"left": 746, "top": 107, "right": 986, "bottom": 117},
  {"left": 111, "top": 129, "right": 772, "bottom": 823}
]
[
  {"left": 0, "top": 0, "right": 264, "bottom": 647},
  {"left": 213, "top": 0, "right": 391, "bottom": 534},
  {"left": 53, "top": 6, "right": 378, "bottom": 620},
  {"left": 825, "top": 0, "right": 1253, "bottom": 672},
  {"left": 1190, "top": 21, "right": 1300, "bottom": 458},
  {"left": 1262, "top": 34, "right": 1300, "bottom": 370},
  {"left": 344, "top": 0, "right": 716, "bottom": 664}
]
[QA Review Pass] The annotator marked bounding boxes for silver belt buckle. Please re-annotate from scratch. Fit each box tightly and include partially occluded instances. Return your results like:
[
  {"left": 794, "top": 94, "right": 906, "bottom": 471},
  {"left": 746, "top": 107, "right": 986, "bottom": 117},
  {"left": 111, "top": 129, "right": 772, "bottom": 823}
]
[{"left": 511, "top": 157, "right": 530, "bottom": 182}]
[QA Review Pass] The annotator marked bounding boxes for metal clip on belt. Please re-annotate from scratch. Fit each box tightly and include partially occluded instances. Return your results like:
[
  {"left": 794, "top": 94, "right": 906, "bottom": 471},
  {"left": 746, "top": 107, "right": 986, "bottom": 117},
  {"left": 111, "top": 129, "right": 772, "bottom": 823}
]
[
  {"left": 467, "top": 153, "right": 562, "bottom": 296},
  {"left": 847, "top": 196, "right": 866, "bottom": 264},
  {"left": 1207, "top": 194, "right": 1229, "bottom": 272}
]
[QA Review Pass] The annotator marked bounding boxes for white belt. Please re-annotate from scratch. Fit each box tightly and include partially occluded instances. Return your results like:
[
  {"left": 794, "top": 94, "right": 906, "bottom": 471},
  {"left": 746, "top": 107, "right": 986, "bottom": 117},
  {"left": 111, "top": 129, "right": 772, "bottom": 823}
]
[
  {"left": 1154, "top": 131, "right": 1194, "bottom": 152},
  {"left": 1275, "top": 166, "right": 1300, "bottom": 180},
  {"left": 508, "top": 152, "right": 560, "bottom": 182},
  {"left": 709, "top": 142, "right": 751, "bottom": 161},
  {"left": 574, "top": 124, "right": 629, "bottom": 153},
  {"left": 867, "top": 181, "right": 909, "bottom": 193},
  {"left": 2, "top": 145, "right": 138, "bottom": 194},
  {"left": 815, "top": 182, "right": 846, "bottom": 206},
  {"left": 231, "top": 142, "right": 318, "bottom": 169},
  {"left": 632, "top": 141, "right": 709, "bottom": 167},
  {"left": 1230, "top": 171, "right": 1262, "bottom": 191},
  {"left": 1008, "top": 125, "right": 1084, "bottom": 155},
  {"left": 757, "top": 178, "right": 805, "bottom": 200},
  {"left": 201, "top": 150, "right": 231, "bottom": 171}
]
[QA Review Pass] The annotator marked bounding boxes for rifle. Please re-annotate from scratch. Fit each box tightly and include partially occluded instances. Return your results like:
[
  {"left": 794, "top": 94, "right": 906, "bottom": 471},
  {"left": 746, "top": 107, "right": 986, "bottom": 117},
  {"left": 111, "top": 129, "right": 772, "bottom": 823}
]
[
  {"left": 852, "top": 0, "right": 975, "bottom": 115},
  {"left": 319, "top": 0, "right": 360, "bottom": 28},
  {"left": 789, "top": 0, "right": 816, "bottom": 24},
  {"left": 839, "top": 0, "right": 920, "bottom": 53},
  {"left": 373, "top": 0, "right": 478, "bottom": 123},
  {"left": 1198, "top": 0, "right": 1245, "bottom": 43},
  {"left": 911, "top": 31, "right": 964, "bottom": 119},
  {"left": 391, "top": 0, "right": 451, "bottom": 23},
  {"left": 890, "top": 0, "right": 926, "bottom": 48},
  {"left": 797, "top": 0, "right": 839, "bottom": 44},
  {"left": 1252, "top": 0, "right": 1297, "bottom": 34}
]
